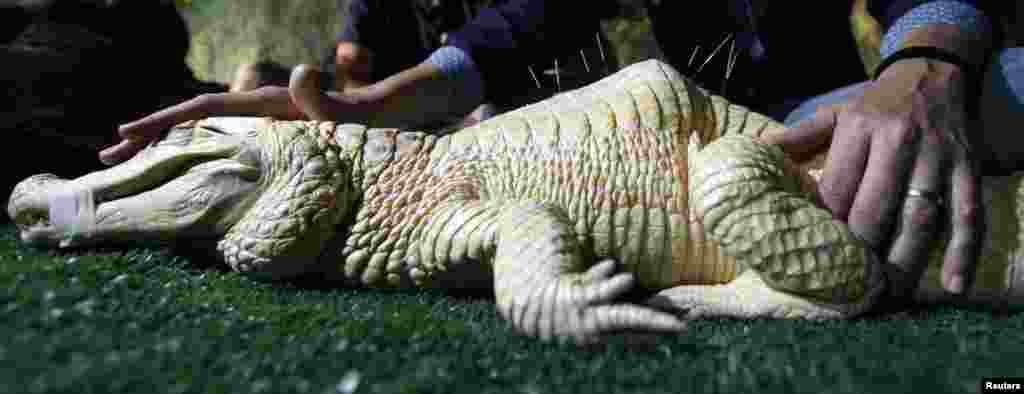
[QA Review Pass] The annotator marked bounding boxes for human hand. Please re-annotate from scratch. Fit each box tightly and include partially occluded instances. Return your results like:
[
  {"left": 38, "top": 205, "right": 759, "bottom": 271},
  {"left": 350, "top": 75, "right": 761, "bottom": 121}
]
[
  {"left": 767, "top": 59, "right": 983, "bottom": 299},
  {"left": 98, "top": 95, "right": 211, "bottom": 165},
  {"left": 98, "top": 86, "right": 305, "bottom": 165}
]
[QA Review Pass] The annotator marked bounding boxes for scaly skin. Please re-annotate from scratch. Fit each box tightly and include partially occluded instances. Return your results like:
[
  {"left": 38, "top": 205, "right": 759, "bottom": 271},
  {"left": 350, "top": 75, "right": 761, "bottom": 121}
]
[{"left": 7, "top": 60, "right": 1022, "bottom": 343}]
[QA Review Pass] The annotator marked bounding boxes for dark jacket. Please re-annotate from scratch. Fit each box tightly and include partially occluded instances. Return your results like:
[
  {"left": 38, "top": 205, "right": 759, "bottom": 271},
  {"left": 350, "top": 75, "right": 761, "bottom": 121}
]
[
  {"left": 336, "top": 0, "right": 474, "bottom": 83},
  {"left": 652, "top": 2, "right": 872, "bottom": 118},
  {"left": 447, "top": 0, "right": 1001, "bottom": 120},
  {"left": 649, "top": 0, "right": 1000, "bottom": 119},
  {"left": 443, "top": 0, "right": 619, "bottom": 107},
  {"left": 337, "top": 0, "right": 617, "bottom": 110}
]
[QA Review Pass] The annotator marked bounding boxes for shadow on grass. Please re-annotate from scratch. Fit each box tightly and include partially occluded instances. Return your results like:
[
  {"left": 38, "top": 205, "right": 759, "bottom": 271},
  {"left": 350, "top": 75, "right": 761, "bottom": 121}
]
[{"left": 3, "top": 222, "right": 1023, "bottom": 394}]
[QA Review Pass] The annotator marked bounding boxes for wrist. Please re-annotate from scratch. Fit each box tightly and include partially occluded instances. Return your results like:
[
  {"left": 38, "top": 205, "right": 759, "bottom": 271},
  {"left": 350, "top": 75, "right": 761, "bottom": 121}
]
[
  {"left": 875, "top": 57, "right": 971, "bottom": 119},
  {"left": 874, "top": 46, "right": 973, "bottom": 88},
  {"left": 319, "top": 87, "right": 384, "bottom": 125},
  {"left": 331, "top": 63, "right": 448, "bottom": 127},
  {"left": 896, "top": 23, "right": 988, "bottom": 68},
  {"left": 879, "top": 56, "right": 965, "bottom": 83}
]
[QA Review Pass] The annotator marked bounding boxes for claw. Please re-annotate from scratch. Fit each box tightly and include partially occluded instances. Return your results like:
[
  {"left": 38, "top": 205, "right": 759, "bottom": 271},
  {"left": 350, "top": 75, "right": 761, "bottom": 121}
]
[
  {"left": 586, "top": 304, "right": 688, "bottom": 334},
  {"left": 569, "top": 268, "right": 686, "bottom": 343},
  {"left": 582, "top": 259, "right": 618, "bottom": 282},
  {"left": 587, "top": 272, "right": 635, "bottom": 304}
]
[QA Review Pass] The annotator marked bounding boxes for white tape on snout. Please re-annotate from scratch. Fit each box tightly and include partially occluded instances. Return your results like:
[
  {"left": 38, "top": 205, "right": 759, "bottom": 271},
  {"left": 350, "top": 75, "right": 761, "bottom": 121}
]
[{"left": 47, "top": 187, "right": 96, "bottom": 248}]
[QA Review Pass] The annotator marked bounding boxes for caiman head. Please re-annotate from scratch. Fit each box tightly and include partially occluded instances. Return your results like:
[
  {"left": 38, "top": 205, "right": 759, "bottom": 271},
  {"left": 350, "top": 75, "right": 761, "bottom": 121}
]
[{"left": 8, "top": 117, "right": 365, "bottom": 280}]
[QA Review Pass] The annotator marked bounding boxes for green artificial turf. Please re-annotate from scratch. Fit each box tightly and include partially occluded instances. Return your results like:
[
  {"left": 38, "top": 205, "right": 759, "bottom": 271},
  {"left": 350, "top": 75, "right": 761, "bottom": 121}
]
[{"left": 0, "top": 223, "right": 1021, "bottom": 394}]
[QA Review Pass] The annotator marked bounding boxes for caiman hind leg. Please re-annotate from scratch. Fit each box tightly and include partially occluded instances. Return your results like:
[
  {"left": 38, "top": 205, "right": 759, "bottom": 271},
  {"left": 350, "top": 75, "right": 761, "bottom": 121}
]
[
  {"left": 419, "top": 199, "right": 687, "bottom": 342},
  {"left": 491, "top": 201, "right": 688, "bottom": 342},
  {"left": 648, "top": 135, "right": 887, "bottom": 320},
  {"left": 649, "top": 271, "right": 856, "bottom": 319}
]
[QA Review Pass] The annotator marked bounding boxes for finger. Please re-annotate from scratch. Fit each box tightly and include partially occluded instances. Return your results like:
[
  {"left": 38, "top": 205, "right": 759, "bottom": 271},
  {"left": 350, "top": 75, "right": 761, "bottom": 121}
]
[
  {"left": 941, "top": 155, "right": 983, "bottom": 294},
  {"left": 98, "top": 95, "right": 217, "bottom": 166},
  {"left": 289, "top": 64, "right": 333, "bottom": 121},
  {"left": 885, "top": 147, "right": 947, "bottom": 298},
  {"left": 525, "top": 280, "right": 556, "bottom": 339},
  {"left": 117, "top": 96, "right": 212, "bottom": 141},
  {"left": 817, "top": 113, "right": 872, "bottom": 220},
  {"left": 764, "top": 104, "right": 839, "bottom": 161},
  {"left": 579, "top": 272, "right": 635, "bottom": 305},
  {"left": 98, "top": 138, "right": 150, "bottom": 166},
  {"left": 845, "top": 123, "right": 918, "bottom": 249}
]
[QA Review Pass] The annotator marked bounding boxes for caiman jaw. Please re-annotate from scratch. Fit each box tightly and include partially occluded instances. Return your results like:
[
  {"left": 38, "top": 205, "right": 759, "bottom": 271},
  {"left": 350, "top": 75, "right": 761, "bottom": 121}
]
[
  {"left": 8, "top": 125, "right": 259, "bottom": 248},
  {"left": 8, "top": 118, "right": 356, "bottom": 280}
]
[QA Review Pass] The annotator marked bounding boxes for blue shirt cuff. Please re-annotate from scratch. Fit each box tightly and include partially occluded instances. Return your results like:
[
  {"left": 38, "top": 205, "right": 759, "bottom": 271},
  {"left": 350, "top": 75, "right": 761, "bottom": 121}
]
[
  {"left": 880, "top": 1, "right": 993, "bottom": 59},
  {"left": 424, "top": 46, "right": 486, "bottom": 116}
]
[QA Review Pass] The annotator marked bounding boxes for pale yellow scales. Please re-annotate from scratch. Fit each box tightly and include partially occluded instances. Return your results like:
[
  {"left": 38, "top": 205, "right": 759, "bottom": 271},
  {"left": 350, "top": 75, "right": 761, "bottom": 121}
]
[{"left": 8, "top": 60, "right": 1022, "bottom": 343}]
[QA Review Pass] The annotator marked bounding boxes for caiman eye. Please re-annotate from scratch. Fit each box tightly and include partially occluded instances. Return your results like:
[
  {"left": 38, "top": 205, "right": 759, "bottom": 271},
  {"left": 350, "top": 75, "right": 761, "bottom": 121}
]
[{"left": 197, "top": 124, "right": 230, "bottom": 135}]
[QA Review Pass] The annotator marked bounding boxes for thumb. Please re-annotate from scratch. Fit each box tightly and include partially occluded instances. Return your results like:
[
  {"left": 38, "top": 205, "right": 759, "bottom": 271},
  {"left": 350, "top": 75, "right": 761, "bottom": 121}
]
[
  {"left": 289, "top": 64, "right": 332, "bottom": 121},
  {"left": 763, "top": 104, "right": 841, "bottom": 162}
]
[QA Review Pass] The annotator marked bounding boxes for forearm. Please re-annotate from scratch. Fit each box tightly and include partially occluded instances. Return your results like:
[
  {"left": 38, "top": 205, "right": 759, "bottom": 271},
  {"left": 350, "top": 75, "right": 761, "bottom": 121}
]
[
  {"left": 332, "top": 46, "right": 485, "bottom": 128},
  {"left": 337, "top": 64, "right": 454, "bottom": 127},
  {"left": 123, "top": 86, "right": 306, "bottom": 133},
  {"left": 202, "top": 87, "right": 304, "bottom": 119},
  {"left": 194, "top": 46, "right": 484, "bottom": 129}
]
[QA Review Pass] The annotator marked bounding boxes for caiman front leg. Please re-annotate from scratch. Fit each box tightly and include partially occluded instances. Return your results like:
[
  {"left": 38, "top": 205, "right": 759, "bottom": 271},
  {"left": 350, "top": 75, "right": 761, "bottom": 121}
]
[
  {"left": 649, "top": 135, "right": 889, "bottom": 320},
  {"left": 420, "top": 199, "right": 686, "bottom": 342}
]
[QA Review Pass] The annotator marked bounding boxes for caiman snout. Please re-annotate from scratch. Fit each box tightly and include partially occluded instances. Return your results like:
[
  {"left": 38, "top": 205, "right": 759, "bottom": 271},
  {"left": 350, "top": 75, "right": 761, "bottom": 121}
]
[
  {"left": 8, "top": 119, "right": 260, "bottom": 248},
  {"left": 7, "top": 117, "right": 354, "bottom": 280}
]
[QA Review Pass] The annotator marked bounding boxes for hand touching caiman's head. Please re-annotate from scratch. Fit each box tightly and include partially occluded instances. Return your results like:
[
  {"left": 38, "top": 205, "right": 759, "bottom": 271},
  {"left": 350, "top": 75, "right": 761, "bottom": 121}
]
[{"left": 8, "top": 117, "right": 361, "bottom": 280}]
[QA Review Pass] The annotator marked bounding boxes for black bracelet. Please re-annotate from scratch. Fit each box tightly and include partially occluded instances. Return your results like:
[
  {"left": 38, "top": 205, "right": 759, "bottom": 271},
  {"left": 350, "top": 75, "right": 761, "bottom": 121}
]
[
  {"left": 872, "top": 46, "right": 975, "bottom": 80},
  {"left": 873, "top": 46, "right": 983, "bottom": 118}
]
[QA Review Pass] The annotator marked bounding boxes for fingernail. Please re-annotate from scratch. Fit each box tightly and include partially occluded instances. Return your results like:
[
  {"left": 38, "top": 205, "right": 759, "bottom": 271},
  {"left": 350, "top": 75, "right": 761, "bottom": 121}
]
[
  {"left": 98, "top": 149, "right": 117, "bottom": 166},
  {"left": 946, "top": 274, "right": 965, "bottom": 294}
]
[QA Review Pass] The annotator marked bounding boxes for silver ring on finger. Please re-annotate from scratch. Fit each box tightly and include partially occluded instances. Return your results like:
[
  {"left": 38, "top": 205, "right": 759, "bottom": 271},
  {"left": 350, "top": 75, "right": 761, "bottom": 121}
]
[{"left": 906, "top": 187, "right": 944, "bottom": 208}]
